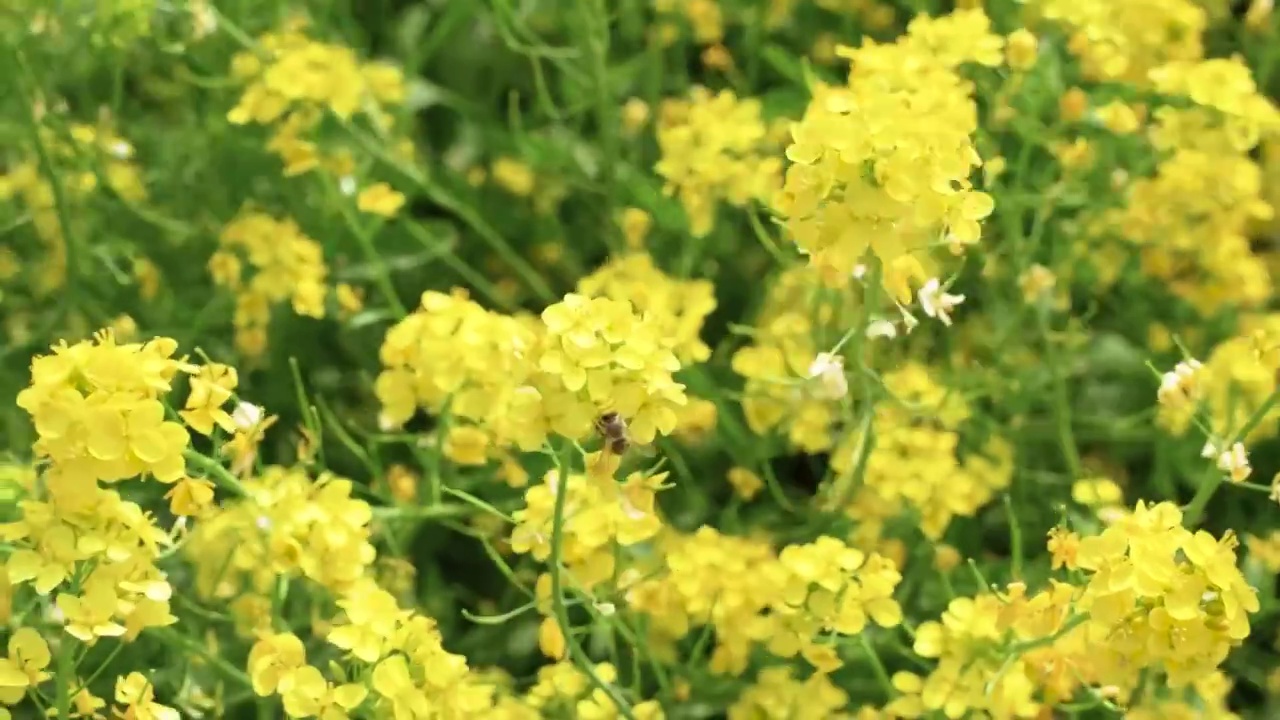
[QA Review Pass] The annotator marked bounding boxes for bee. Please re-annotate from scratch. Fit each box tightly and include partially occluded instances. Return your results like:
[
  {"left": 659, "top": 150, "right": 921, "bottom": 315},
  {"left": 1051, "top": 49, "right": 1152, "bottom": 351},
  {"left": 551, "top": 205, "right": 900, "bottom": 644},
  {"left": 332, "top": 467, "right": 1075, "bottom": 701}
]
[{"left": 594, "top": 412, "right": 656, "bottom": 458}]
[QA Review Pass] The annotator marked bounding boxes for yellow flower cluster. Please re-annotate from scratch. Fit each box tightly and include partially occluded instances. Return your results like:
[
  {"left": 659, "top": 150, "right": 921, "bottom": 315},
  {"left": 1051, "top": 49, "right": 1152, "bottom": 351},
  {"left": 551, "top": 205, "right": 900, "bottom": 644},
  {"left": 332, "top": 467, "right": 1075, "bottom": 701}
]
[
  {"left": 577, "top": 253, "right": 717, "bottom": 364},
  {"left": 1157, "top": 315, "right": 1280, "bottom": 440},
  {"left": 653, "top": 0, "right": 724, "bottom": 46},
  {"left": 227, "top": 19, "right": 406, "bottom": 177},
  {"left": 890, "top": 591, "right": 1051, "bottom": 718},
  {"left": 375, "top": 290, "right": 539, "bottom": 452},
  {"left": 655, "top": 86, "right": 782, "bottom": 237},
  {"left": 628, "top": 526, "right": 901, "bottom": 677},
  {"left": 209, "top": 210, "right": 331, "bottom": 357},
  {"left": 727, "top": 666, "right": 850, "bottom": 720},
  {"left": 732, "top": 267, "right": 860, "bottom": 453},
  {"left": 1075, "top": 501, "right": 1259, "bottom": 687},
  {"left": 185, "top": 465, "right": 376, "bottom": 631},
  {"left": 1, "top": 331, "right": 257, "bottom": 714},
  {"left": 831, "top": 364, "right": 1013, "bottom": 541},
  {"left": 0, "top": 122, "right": 146, "bottom": 295},
  {"left": 247, "top": 580, "right": 496, "bottom": 718},
  {"left": 1097, "top": 58, "right": 1280, "bottom": 314},
  {"left": 510, "top": 462, "right": 667, "bottom": 659},
  {"left": 514, "top": 661, "right": 664, "bottom": 719},
  {"left": 1036, "top": 0, "right": 1206, "bottom": 83},
  {"left": 376, "top": 289, "right": 689, "bottom": 458},
  {"left": 776, "top": 9, "right": 1001, "bottom": 292}
]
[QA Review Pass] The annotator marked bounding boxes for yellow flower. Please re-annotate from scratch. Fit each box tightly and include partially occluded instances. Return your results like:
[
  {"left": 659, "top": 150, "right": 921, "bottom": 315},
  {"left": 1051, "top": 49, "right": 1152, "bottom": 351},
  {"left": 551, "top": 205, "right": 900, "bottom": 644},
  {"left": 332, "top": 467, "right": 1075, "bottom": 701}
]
[
  {"left": 0, "top": 628, "right": 50, "bottom": 704},
  {"left": 57, "top": 580, "right": 127, "bottom": 644},
  {"left": 114, "top": 672, "right": 179, "bottom": 720},
  {"left": 180, "top": 363, "right": 239, "bottom": 436},
  {"left": 357, "top": 182, "right": 406, "bottom": 217},
  {"left": 726, "top": 467, "right": 763, "bottom": 501},
  {"left": 278, "top": 665, "right": 368, "bottom": 719},
  {"left": 247, "top": 632, "right": 307, "bottom": 697}
]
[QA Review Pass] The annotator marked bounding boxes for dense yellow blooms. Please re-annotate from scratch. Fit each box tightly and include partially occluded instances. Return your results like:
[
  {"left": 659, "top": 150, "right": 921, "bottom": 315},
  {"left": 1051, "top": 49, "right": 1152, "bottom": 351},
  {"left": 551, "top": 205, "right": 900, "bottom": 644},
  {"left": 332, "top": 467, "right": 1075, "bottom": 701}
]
[
  {"left": 776, "top": 9, "right": 1001, "bottom": 292},
  {"left": 656, "top": 87, "right": 782, "bottom": 237},
  {"left": 8, "top": 1, "right": 1280, "bottom": 717},
  {"left": 227, "top": 19, "right": 406, "bottom": 177},
  {"left": 210, "top": 210, "right": 331, "bottom": 358},
  {"left": 1037, "top": 0, "right": 1206, "bottom": 83},
  {"left": 0, "top": 122, "right": 146, "bottom": 294}
]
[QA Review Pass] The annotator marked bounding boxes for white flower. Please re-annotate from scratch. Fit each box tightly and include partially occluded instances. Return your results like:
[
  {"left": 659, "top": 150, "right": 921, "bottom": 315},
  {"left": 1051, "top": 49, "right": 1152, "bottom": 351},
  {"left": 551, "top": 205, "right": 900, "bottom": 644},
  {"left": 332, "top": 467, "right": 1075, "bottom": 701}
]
[
  {"left": 852, "top": 264, "right": 867, "bottom": 280},
  {"left": 340, "top": 176, "right": 358, "bottom": 196},
  {"left": 808, "top": 352, "right": 848, "bottom": 400},
  {"left": 109, "top": 141, "right": 133, "bottom": 160},
  {"left": 1217, "top": 442, "right": 1252, "bottom": 483},
  {"left": 866, "top": 319, "right": 898, "bottom": 339},
  {"left": 918, "top": 278, "right": 965, "bottom": 326},
  {"left": 231, "top": 402, "right": 263, "bottom": 430},
  {"left": 1156, "top": 359, "right": 1202, "bottom": 408}
]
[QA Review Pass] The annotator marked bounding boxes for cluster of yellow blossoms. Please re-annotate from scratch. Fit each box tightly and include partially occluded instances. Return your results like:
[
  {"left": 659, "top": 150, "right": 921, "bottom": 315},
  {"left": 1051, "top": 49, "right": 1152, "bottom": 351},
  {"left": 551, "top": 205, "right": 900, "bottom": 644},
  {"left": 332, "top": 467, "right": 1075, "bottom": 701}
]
[
  {"left": 577, "top": 253, "right": 717, "bottom": 364},
  {"left": 656, "top": 87, "right": 783, "bottom": 238},
  {"left": 226, "top": 18, "right": 407, "bottom": 179},
  {"left": 3, "top": 331, "right": 252, "bottom": 716},
  {"left": 1036, "top": 0, "right": 1206, "bottom": 83},
  {"left": 377, "top": 281, "right": 697, "bottom": 463},
  {"left": 831, "top": 364, "right": 1014, "bottom": 542},
  {"left": 1095, "top": 57, "right": 1280, "bottom": 313},
  {"left": 0, "top": 121, "right": 146, "bottom": 296},
  {"left": 776, "top": 9, "right": 1001, "bottom": 293},
  {"left": 209, "top": 210, "right": 332, "bottom": 358},
  {"left": 732, "top": 266, "right": 861, "bottom": 453},
  {"left": 247, "top": 581, "right": 496, "bottom": 719},
  {"left": 626, "top": 526, "right": 902, "bottom": 677},
  {"left": 511, "top": 460, "right": 667, "bottom": 658},
  {"left": 891, "top": 501, "right": 1258, "bottom": 717},
  {"left": 1157, "top": 314, "right": 1280, "bottom": 442}
]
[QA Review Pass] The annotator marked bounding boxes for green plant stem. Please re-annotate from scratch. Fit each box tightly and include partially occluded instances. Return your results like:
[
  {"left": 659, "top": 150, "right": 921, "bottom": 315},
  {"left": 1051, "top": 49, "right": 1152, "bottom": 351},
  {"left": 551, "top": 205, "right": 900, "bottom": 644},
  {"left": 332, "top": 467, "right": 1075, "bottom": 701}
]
[
  {"left": 55, "top": 637, "right": 74, "bottom": 719},
  {"left": 333, "top": 190, "right": 406, "bottom": 316},
  {"left": 184, "top": 450, "right": 249, "bottom": 497},
  {"left": 150, "top": 626, "right": 252, "bottom": 688},
  {"left": 14, "top": 50, "right": 82, "bottom": 313},
  {"left": 1036, "top": 308, "right": 1083, "bottom": 478},
  {"left": 859, "top": 634, "right": 895, "bottom": 699},
  {"left": 1184, "top": 385, "right": 1280, "bottom": 525},
  {"left": 1003, "top": 494, "right": 1023, "bottom": 580},
  {"left": 548, "top": 450, "right": 635, "bottom": 719}
]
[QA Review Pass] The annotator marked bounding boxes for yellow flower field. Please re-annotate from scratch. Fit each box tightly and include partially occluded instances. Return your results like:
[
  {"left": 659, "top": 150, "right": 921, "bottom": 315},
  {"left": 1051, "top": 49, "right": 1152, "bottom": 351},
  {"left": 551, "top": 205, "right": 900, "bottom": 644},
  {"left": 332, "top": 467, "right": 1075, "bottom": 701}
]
[{"left": 4, "top": 0, "right": 1280, "bottom": 717}]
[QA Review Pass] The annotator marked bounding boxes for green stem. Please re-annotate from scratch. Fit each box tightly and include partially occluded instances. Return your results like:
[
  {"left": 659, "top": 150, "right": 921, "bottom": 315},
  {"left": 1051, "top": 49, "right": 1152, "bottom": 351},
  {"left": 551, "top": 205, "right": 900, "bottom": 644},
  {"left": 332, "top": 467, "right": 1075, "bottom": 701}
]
[
  {"left": 343, "top": 126, "right": 556, "bottom": 303},
  {"left": 370, "top": 504, "right": 470, "bottom": 521},
  {"left": 1185, "top": 385, "right": 1280, "bottom": 526},
  {"left": 332, "top": 186, "right": 406, "bottom": 317},
  {"left": 859, "top": 633, "right": 895, "bottom": 700},
  {"left": 150, "top": 626, "right": 252, "bottom": 689},
  {"left": 55, "top": 637, "right": 75, "bottom": 719},
  {"left": 547, "top": 450, "right": 635, "bottom": 719},
  {"left": 14, "top": 51, "right": 82, "bottom": 309},
  {"left": 184, "top": 450, "right": 249, "bottom": 497},
  {"left": 1036, "top": 308, "right": 1083, "bottom": 478},
  {"left": 1003, "top": 494, "right": 1024, "bottom": 580}
]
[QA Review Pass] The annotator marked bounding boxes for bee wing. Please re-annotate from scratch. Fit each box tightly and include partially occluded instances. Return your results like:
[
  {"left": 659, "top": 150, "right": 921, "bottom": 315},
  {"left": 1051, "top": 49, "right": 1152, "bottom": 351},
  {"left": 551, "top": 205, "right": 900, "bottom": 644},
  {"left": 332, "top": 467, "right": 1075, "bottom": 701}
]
[{"left": 633, "top": 441, "right": 658, "bottom": 458}]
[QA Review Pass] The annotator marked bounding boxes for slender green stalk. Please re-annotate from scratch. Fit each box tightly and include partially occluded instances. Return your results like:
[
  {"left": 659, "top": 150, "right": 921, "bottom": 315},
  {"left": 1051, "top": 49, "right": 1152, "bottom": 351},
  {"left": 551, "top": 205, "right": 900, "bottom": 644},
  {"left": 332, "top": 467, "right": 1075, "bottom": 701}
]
[
  {"left": 1185, "top": 385, "right": 1280, "bottom": 526},
  {"left": 1003, "top": 494, "right": 1024, "bottom": 580},
  {"left": 1035, "top": 308, "right": 1083, "bottom": 478},
  {"left": 14, "top": 51, "right": 83, "bottom": 311},
  {"left": 55, "top": 637, "right": 75, "bottom": 720},
  {"left": 548, "top": 450, "right": 635, "bottom": 719},
  {"left": 184, "top": 450, "right": 249, "bottom": 497},
  {"left": 150, "top": 626, "right": 252, "bottom": 688},
  {"left": 859, "top": 634, "right": 895, "bottom": 699}
]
